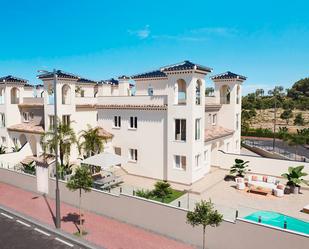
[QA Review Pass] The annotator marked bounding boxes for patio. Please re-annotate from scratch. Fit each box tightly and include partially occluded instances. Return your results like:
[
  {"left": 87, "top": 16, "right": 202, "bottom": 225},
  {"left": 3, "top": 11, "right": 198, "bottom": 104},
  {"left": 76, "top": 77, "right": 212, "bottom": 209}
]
[{"left": 112, "top": 167, "right": 309, "bottom": 222}]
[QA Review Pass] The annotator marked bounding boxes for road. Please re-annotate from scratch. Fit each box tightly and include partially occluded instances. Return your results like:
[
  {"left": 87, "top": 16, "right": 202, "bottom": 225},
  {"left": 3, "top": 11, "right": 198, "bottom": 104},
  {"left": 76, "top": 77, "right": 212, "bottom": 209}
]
[{"left": 0, "top": 211, "right": 87, "bottom": 249}]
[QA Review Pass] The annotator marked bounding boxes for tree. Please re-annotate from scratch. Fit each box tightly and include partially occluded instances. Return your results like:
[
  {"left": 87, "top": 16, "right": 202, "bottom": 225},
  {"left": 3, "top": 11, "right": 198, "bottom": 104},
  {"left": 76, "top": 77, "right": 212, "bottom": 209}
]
[
  {"left": 41, "top": 120, "right": 76, "bottom": 167},
  {"left": 281, "top": 166, "right": 308, "bottom": 193},
  {"left": 205, "top": 87, "right": 214, "bottom": 96},
  {"left": 280, "top": 109, "right": 293, "bottom": 125},
  {"left": 152, "top": 181, "right": 172, "bottom": 203},
  {"left": 287, "top": 134, "right": 306, "bottom": 160},
  {"left": 78, "top": 125, "right": 104, "bottom": 158},
  {"left": 294, "top": 113, "right": 305, "bottom": 126},
  {"left": 187, "top": 200, "right": 223, "bottom": 249},
  {"left": 21, "top": 161, "right": 36, "bottom": 175},
  {"left": 230, "top": 158, "right": 250, "bottom": 177},
  {"left": 66, "top": 166, "right": 93, "bottom": 236}
]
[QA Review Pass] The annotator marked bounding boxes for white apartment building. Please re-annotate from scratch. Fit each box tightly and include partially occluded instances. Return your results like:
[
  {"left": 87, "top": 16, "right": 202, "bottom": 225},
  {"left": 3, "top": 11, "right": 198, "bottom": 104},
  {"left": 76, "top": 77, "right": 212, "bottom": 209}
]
[{"left": 0, "top": 61, "right": 246, "bottom": 185}]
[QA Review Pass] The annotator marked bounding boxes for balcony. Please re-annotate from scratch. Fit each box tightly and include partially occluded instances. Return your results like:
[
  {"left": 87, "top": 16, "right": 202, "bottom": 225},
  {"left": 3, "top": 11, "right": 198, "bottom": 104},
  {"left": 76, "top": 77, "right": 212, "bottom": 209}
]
[
  {"left": 75, "top": 97, "right": 97, "bottom": 106},
  {"left": 98, "top": 95, "right": 167, "bottom": 106},
  {"left": 18, "top": 97, "right": 44, "bottom": 107}
]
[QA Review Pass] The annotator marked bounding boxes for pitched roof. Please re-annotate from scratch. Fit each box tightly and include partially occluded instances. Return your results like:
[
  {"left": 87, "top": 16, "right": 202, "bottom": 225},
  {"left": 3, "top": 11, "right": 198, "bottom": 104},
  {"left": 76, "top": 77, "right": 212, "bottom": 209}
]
[
  {"left": 132, "top": 70, "right": 167, "bottom": 79},
  {"left": 8, "top": 123, "right": 44, "bottom": 134},
  {"left": 37, "top": 70, "right": 80, "bottom": 80},
  {"left": 161, "top": 60, "right": 212, "bottom": 73},
  {"left": 204, "top": 126, "right": 234, "bottom": 142},
  {"left": 211, "top": 71, "right": 246, "bottom": 81},
  {"left": 0, "top": 75, "right": 28, "bottom": 84},
  {"left": 77, "top": 78, "right": 97, "bottom": 84},
  {"left": 96, "top": 127, "right": 113, "bottom": 139},
  {"left": 131, "top": 60, "right": 212, "bottom": 80}
]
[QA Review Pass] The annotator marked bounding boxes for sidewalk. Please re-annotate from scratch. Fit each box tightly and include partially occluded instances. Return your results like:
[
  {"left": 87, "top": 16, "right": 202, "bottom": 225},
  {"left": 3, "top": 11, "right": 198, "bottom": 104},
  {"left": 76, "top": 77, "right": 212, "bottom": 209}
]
[{"left": 0, "top": 182, "right": 194, "bottom": 249}]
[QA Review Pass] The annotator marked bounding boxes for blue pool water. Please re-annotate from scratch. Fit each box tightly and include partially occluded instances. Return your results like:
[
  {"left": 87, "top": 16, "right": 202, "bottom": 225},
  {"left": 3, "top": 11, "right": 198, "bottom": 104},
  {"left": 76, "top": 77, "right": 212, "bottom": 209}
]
[{"left": 244, "top": 211, "right": 309, "bottom": 235}]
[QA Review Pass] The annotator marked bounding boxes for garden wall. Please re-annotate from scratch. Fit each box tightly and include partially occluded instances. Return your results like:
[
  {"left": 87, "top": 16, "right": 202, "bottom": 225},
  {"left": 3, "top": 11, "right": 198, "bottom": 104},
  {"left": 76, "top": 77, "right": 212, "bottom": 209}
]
[
  {"left": 48, "top": 178, "right": 308, "bottom": 249},
  {"left": 217, "top": 150, "right": 309, "bottom": 180},
  {"left": 0, "top": 167, "right": 308, "bottom": 249}
]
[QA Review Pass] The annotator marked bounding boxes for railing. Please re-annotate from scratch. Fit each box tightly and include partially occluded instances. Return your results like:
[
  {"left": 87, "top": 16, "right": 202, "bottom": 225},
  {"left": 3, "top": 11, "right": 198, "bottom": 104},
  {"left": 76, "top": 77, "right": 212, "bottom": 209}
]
[
  {"left": 23, "top": 97, "right": 44, "bottom": 104},
  {"left": 75, "top": 97, "right": 97, "bottom": 105},
  {"left": 98, "top": 95, "right": 168, "bottom": 106}
]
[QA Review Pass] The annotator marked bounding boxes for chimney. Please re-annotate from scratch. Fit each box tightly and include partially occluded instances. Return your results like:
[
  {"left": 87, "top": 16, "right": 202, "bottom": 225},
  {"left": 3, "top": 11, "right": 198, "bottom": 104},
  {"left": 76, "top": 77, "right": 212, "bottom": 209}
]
[{"left": 118, "top": 75, "right": 130, "bottom": 96}]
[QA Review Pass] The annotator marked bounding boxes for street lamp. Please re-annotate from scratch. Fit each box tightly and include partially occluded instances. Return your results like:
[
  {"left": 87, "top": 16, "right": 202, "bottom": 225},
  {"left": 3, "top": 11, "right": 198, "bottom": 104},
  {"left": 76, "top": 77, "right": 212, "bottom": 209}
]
[{"left": 38, "top": 69, "right": 61, "bottom": 229}]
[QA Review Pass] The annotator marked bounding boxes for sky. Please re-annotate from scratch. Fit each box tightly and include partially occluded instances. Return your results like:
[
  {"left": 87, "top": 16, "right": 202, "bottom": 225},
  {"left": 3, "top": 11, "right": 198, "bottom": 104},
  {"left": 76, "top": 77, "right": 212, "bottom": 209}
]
[{"left": 0, "top": 0, "right": 308, "bottom": 94}]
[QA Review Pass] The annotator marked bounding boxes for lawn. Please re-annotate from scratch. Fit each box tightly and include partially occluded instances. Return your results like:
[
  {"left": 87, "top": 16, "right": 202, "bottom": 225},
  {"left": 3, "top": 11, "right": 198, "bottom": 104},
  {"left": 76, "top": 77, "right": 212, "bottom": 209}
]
[{"left": 151, "top": 189, "right": 184, "bottom": 204}]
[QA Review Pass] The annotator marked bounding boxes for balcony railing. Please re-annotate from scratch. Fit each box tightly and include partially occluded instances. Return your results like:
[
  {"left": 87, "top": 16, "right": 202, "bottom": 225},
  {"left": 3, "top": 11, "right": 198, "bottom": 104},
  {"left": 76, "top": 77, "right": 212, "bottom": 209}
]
[{"left": 98, "top": 95, "right": 167, "bottom": 106}]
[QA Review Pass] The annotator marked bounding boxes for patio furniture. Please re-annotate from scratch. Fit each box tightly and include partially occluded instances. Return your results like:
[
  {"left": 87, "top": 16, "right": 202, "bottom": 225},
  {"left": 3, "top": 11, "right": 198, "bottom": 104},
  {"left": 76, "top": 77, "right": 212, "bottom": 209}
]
[
  {"left": 247, "top": 184, "right": 272, "bottom": 195},
  {"left": 235, "top": 177, "right": 245, "bottom": 190},
  {"left": 303, "top": 205, "right": 309, "bottom": 214},
  {"left": 273, "top": 184, "right": 285, "bottom": 197},
  {"left": 247, "top": 175, "right": 279, "bottom": 190}
]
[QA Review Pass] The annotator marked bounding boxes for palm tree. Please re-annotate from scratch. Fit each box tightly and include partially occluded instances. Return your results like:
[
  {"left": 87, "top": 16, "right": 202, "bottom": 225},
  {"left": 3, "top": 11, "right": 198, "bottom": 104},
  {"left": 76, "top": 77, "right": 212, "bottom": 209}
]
[
  {"left": 41, "top": 120, "right": 76, "bottom": 167},
  {"left": 230, "top": 158, "right": 250, "bottom": 177},
  {"left": 66, "top": 166, "right": 93, "bottom": 236},
  {"left": 187, "top": 200, "right": 223, "bottom": 249},
  {"left": 78, "top": 125, "right": 104, "bottom": 158}
]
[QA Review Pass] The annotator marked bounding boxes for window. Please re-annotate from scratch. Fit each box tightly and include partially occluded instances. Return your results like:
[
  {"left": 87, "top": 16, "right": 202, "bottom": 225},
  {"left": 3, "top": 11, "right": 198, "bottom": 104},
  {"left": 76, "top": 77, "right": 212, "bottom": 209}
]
[
  {"left": 236, "top": 113, "right": 239, "bottom": 130},
  {"left": 195, "top": 154, "right": 201, "bottom": 168},
  {"left": 195, "top": 119, "right": 201, "bottom": 140},
  {"left": 10, "top": 87, "right": 20, "bottom": 104},
  {"left": 204, "top": 150, "right": 208, "bottom": 163},
  {"left": 196, "top": 80, "right": 202, "bottom": 105},
  {"left": 174, "top": 79, "right": 187, "bottom": 105},
  {"left": 49, "top": 115, "right": 55, "bottom": 130},
  {"left": 129, "top": 116, "right": 137, "bottom": 129},
  {"left": 174, "top": 155, "right": 186, "bottom": 170},
  {"left": 212, "top": 114, "right": 217, "bottom": 125},
  {"left": 80, "top": 90, "right": 85, "bottom": 97},
  {"left": 62, "top": 84, "right": 71, "bottom": 105},
  {"left": 62, "top": 115, "right": 70, "bottom": 126},
  {"left": 208, "top": 114, "right": 212, "bottom": 124},
  {"left": 236, "top": 85, "right": 240, "bottom": 104},
  {"left": 129, "top": 149, "right": 138, "bottom": 162},
  {"left": 0, "top": 113, "right": 5, "bottom": 128},
  {"left": 114, "top": 147, "right": 121, "bottom": 166},
  {"left": 114, "top": 116, "right": 121, "bottom": 128},
  {"left": 23, "top": 112, "right": 30, "bottom": 123},
  {"left": 175, "top": 119, "right": 186, "bottom": 141}
]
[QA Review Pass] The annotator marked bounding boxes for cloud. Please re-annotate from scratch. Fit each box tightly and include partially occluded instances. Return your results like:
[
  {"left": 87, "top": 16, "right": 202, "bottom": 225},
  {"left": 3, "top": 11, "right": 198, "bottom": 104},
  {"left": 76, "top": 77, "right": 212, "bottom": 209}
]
[
  {"left": 128, "top": 25, "right": 150, "bottom": 39},
  {"left": 152, "top": 34, "right": 208, "bottom": 42}
]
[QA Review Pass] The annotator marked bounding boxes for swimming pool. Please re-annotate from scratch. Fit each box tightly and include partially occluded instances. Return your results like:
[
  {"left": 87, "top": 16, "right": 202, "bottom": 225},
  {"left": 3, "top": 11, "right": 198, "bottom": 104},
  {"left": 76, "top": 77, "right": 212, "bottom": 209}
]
[{"left": 244, "top": 211, "right": 309, "bottom": 235}]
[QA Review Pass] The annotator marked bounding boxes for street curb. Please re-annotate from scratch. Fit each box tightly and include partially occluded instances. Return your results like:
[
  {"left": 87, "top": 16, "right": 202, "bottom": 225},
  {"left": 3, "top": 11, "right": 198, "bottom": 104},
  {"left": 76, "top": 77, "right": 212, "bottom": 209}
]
[{"left": 0, "top": 204, "right": 104, "bottom": 249}]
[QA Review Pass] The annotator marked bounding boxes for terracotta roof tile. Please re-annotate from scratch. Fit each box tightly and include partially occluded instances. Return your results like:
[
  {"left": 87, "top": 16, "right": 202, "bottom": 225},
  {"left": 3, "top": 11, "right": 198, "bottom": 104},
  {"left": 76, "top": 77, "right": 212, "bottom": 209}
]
[
  {"left": 205, "top": 126, "right": 234, "bottom": 142},
  {"left": 8, "top": 123, "right": 44, "bottom": 134}
]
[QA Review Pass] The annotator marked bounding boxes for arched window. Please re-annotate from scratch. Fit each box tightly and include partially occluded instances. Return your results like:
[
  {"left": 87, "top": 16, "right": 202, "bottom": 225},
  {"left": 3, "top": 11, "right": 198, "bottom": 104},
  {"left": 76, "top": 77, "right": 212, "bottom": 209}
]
[
  {"left": 0, "top": 88, "right": 4, "bottom": 104},
  {"left": 11, "top": 87, "right": 20, "bottom": 104},
  {"left": 174, "top": 79, "right": 186, "bottom": 105},
  {"left": 196, "top": 80, "right": 202, "bottom": 105},
  {"left": 220, "top": 85, "right": 230, "bottom": 104},
  {"left": 62, "top": 84, "right": 71, "bottom": 105},
  {"left": 236, "top": 85, "right": 240, "bottom": 104}
]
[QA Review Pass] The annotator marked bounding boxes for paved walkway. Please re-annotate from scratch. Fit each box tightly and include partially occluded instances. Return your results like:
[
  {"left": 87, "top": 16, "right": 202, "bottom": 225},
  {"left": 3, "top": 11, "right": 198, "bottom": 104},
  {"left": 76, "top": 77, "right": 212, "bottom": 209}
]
[{"left": 0, "top": 182, "right": 194, "bottom": 249}]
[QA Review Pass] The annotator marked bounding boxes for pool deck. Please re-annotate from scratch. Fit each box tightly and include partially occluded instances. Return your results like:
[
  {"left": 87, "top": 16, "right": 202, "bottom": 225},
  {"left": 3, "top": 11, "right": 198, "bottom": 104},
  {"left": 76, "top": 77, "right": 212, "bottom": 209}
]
[{"left": 115, "top": 167, "right": 309, "bottom": 222}]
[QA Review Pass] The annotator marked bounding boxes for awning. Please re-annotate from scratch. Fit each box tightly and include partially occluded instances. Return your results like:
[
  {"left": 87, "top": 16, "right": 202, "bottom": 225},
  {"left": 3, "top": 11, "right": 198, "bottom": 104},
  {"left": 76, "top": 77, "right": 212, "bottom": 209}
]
[{"left": 82, "top": 152, "right": 127, "bottom": 170}]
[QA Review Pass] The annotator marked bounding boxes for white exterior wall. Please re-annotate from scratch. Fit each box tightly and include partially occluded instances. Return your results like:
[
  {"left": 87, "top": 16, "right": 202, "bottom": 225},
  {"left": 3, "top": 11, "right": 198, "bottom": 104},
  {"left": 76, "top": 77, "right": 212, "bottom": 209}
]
[
  {"left": 135, "top": 78, "right": 168, "bottom": 96},
  {"left": 98, "top": 109, "right": 167, "bottom": 180}
]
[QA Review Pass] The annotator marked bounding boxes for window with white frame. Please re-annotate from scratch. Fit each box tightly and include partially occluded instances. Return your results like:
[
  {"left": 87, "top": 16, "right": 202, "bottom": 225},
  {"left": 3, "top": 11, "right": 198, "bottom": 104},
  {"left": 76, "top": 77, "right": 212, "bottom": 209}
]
[
  {"left": 129, "top": 148, "right": 138, "bottom": 162},
  {"left": 208, "top": 114, "right": 212, "bottom": 124},
  {"left": 212, "top": 114, "right": 217, "bottom": 125},
  {"left": 129, "top": 116, "right": 137, "bottom": 129},
  {"left": 175, "top": 119, "right": 186, "bottom": 141},
  {"left": 114, "top": 116, "right": 121, "bottom": 128},
  {"left": 195, "top": 154, "right": 201, "bottom": 168},
  {"left": 0, "top": 113, "right": 5, "bottom": 128},
  {"left": 204, "top": 150, "right": 208, "bottom": 163},
  {"left": 49, "top": 115, "right": 55, "bottom": 130},
  {"left": 23, "top": 112, "right": 30, "bottom": 123},
  {"left": 195, "top": 119, "right": 201, "bottom": 140},
  {"left": 174, "top": 155, "right": 186, "bottom": 170},
  {"left": 62, "top": 115, "right": 70, "bottom": 126},
  {"left": 236, "top": 113, "right": 239, "bottom": 130}
]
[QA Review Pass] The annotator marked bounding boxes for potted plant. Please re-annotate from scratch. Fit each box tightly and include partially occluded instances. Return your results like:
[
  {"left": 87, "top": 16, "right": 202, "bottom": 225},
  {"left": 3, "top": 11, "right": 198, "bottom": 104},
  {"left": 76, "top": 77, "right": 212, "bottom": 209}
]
[
  {"left": 281, "top": 166, "right": 309, "bottom": 194},
  {"left": 230, "top": 158, "right": 250, "bottom": 178}
]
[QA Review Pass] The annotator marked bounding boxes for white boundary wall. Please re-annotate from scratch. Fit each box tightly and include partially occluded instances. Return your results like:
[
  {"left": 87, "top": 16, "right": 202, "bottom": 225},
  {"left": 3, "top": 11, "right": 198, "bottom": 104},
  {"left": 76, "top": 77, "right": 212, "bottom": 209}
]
[{"left": 217, "top": 150, "right": 309, "bottom": 180}]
